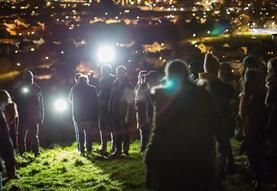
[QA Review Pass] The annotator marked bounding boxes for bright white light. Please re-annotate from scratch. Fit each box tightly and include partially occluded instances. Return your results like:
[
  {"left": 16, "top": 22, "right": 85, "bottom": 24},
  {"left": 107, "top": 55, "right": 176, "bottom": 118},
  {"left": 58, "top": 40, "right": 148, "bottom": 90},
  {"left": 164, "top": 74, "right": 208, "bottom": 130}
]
[
  {"left": 54, "top": 98, "right": 68, "bottom": 112},
  {"left": 22, "top": 87, "right": 30, "bottom": 94},
  {"left": 97, "top": 46, "right": 115, "bottom": 63}
]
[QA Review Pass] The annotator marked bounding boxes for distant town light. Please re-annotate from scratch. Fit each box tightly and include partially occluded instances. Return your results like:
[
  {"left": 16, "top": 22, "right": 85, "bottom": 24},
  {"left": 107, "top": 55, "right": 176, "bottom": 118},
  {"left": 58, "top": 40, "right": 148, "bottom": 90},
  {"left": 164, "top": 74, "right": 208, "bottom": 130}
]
[
  {"left": 30, "top": 48, "right": 35, "bottom": 52},
  {"left": 16, "top": 62, "right": 21, "bottom": 66}
]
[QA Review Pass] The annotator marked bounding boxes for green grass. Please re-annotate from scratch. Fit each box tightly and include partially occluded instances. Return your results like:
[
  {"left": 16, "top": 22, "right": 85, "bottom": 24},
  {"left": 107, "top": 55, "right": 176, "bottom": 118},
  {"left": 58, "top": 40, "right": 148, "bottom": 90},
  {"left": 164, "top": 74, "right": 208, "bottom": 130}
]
[{"left": 4, "top": 140, "right": 250, "bottom": 191}]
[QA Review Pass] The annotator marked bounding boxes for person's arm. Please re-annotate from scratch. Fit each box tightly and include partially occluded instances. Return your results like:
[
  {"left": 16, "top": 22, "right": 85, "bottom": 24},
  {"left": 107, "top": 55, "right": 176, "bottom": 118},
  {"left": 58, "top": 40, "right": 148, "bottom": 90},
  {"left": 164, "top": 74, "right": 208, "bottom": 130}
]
[
  {"left": 93, "top": 87, "right": 99, "bottom": 119},
  {"left": 68, "top": 87, "right": 74, "bottom": 104},
  {"left": 13, "top": 103, "right": 19, "bottom": 137},
  {"left": 39, "top": 91, "right": 44, "bottom": 125}
]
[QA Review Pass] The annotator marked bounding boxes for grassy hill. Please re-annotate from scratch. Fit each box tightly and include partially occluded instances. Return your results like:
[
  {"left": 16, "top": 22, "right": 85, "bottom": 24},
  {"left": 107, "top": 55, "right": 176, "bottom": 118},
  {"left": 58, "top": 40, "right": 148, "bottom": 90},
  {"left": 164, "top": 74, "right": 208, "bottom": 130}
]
[{"left": 4, "top": 140, "right": 251, "bottom": 191}]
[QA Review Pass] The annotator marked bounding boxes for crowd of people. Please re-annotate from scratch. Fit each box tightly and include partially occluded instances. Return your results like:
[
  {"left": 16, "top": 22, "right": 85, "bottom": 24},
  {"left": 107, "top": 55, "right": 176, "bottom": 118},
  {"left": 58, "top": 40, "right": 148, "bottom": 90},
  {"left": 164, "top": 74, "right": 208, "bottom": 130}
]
[{"left": 0, "top": 53, "right": 276, "bottom": 191}]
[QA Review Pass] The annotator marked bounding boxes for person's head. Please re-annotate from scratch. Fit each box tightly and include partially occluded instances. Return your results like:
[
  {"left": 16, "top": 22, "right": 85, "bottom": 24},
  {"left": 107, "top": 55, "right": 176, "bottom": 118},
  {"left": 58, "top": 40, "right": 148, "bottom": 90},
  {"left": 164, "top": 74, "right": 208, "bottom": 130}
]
[
  {"left": 243, "top": 55, "right": 258, "bottom": 70},
  {"left": 203, "top": 53, "right": 220, "bottom": 75},
  {"left": 189, "top": 60, "right": 203, "bottom": 78},
  {"left": 219, "top": 62, "right": 232, "bottom": 80},
  {"left": 22, "top": 71, "right": 34, "bottom": 85},
  {"left": 147, "top": 71, "right": 161, "bottom": 86},
  {"left": 138, "top": 70, "right": 148, "bottom": 84},
  {"left": 244, "top": 68, "right": 264, "bottom": 95},
  {"left": 101, "top": 64, "right": 112, "bottom": 77},
  {"left": 267, "top": 57, "right": 277, "bottom": 75},
  {"left": 74, "top": 73, "right": 82, "bottom": 84},
  {"left": 0, "top": 90, "right": 12, "bottom": 111},
  {"left": 116, "top": 65, "right": 127, "bottom": 80},
  {"left": 165, "top": 59, "right": 190, "bottom": 81},
  {"left": 78, "top": 75, "right": 89, "bottom": 85}
]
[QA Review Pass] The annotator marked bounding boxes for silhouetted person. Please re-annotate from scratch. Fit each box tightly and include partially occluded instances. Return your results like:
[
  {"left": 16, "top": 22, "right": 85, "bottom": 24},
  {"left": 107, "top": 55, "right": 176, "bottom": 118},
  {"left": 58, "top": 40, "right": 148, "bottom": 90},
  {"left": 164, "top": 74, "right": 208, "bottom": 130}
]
[
  {"left": 135, "top": 71, "right": 151, "bottom": 152},
  {"left": 71, "top": 75, "right": 99, "bottom": 154},
  {"left": 265, "top": 57, "right": 277, "bottom": 183},
  {"left": 145, "top": 59, "right": 227, "bottom": 191},
  {"left": 241, "top": 55, "right": 266, "bottom": 85},
  {"left": 68, "top": 73, "right": 82, "bottom": 150},
  {"left": 16, "top": 71, "right": 44, "bottom": 156},
  {"left": 98, "top": 64, "right": 115, "bottom": 155},
  {"left": 0, "top": 90, "right": 19, "bottom": 149},
  {"left": 0, "top": 91, "right": 18, "bottom": 180},
  {"left": 239, "top": 69, "right": 269, "bottom": 183},
  {"left": 109, "top": 66, "right": 133, "bottom": 157},
  {"left": 197, "top": 53, "right": 234, "bottom": 173},
  {"left": 219, "top": 62, "right": 240, "bottom": 95}
]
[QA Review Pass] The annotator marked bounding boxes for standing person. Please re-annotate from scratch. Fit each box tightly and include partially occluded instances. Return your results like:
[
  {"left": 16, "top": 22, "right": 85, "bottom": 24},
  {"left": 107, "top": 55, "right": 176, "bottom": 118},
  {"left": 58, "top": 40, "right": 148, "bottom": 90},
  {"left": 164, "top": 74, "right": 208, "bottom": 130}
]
[
  {"left": 145, "top": 60, "right": 227, "bottom": 191},
  {"left": 0, "top": 90, "right": 19, "bottom": 150},
  {"left": 0, "top": 91, "right": 18, "bottom": 180},
  {"left": 98, "top": 64, "right": 115, "bottom": 155},
  {"left": 135, "top": 71, "right": 151, "bottom": 152},
  {"left": 109, "top": 66, "right": 133, "bottom": 157},
  {"left": 197, "top": 53, "right": 234, "bottom": 173},
  {"left": 16, "top": 71, "right": 44, "bottom": 156},
  {"left": 71, "top": 75, "right": 99, "bottom": 154},
  {"left": 68, "top": 73, "right": 82, "bottom": 150},
  {"left": 265, "top": 57, "right": 277, "bottom": 186},
  {"left": 239, "top": 68, "right": 269, "bottom": 186}
]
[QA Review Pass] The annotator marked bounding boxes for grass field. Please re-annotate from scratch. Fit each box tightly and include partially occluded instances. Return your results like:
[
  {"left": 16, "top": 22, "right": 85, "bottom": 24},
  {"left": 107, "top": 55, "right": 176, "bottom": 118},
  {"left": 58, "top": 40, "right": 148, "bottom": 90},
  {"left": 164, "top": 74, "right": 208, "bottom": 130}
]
[{"left": 4, "top": 140, "right": 251, "bottom": 191}]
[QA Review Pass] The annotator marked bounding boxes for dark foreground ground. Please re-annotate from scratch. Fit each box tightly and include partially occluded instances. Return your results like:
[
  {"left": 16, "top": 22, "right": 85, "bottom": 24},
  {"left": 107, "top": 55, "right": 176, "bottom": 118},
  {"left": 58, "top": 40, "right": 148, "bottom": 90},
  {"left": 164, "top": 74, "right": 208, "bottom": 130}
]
[{"left": 4, "top": 140, "right": 251, "bottom": 191}]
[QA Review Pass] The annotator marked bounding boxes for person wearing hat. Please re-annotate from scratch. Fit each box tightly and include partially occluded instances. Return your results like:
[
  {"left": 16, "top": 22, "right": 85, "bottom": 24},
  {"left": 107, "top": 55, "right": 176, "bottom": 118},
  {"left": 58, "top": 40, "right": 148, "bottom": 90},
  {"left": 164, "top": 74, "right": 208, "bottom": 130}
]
[{"left": 16, "top": 71, "right": 44, "bottom": 156}]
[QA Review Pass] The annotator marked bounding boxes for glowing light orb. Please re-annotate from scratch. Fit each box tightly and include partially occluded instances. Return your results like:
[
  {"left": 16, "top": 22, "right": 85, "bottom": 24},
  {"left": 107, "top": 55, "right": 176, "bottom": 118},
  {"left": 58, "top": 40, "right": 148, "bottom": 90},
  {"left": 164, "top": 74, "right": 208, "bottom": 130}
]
[
  {"left": 97, "top": 46, "right": 115, "bottom": 63},
  {"left": 54, "top": 98, "right": 68, "bottom": 112},
  {"left": 22, "top": 87, "right": 30, "bottom": 94}
]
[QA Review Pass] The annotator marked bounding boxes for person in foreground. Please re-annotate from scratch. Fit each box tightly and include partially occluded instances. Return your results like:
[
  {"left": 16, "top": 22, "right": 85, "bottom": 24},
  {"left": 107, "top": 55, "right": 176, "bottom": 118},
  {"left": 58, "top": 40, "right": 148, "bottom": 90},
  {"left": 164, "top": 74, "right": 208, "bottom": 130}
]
[
  {"left": 0, "top": 90, "right": 18, "bottom": 180},
  {"left": 144, "top": 59, "right": 227, "bottom": 191}
]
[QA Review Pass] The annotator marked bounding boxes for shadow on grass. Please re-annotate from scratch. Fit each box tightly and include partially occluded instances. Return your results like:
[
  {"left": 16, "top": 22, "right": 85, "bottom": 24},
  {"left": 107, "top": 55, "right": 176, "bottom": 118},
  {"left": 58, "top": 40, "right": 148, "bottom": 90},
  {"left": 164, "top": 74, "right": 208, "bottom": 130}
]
[{"left": 80, "top": 142, "right": 148, "bottom": 191}]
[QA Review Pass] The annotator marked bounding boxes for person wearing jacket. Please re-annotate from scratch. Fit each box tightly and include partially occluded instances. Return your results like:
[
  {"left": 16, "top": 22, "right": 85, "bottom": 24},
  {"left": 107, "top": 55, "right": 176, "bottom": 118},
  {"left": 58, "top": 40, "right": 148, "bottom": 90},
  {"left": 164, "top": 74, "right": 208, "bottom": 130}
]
[
  {"left": 68, "top": 73, "right": 82, "bottom": 151},
  {"left": 0, "top": 91, "right": 18, "bottom": 180},
  {"left": 135, "top": 70, "right": 151, "bottom": 152},
  {"left": 265, "top": 57, "right": 277, "bottom": 185},
  {"left": 197, "top": 53, "right": 234, "bottom": 173},
  {"left": 98, "top": 64, "right": 115, "bottom": 155},
  {"left": 0, "top": 90, "right": 19, "bottom": 150},
  {"left": 16, "top": 71, "right": 44, "bottom": 156},
  {"left": 239, "top": 68, "right": 269, "bottom": 186},
  {"left": 109, "top": 65, "right": 133, "bottom": 157},
  {"left": 145, "top": 59, "right": 227, "bottom": 191},
  {"left": 71, "top": 75, "right": 99, "bottom": 154}
]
